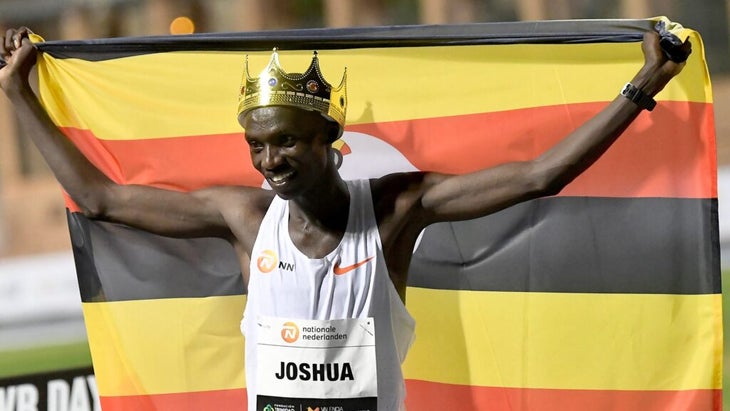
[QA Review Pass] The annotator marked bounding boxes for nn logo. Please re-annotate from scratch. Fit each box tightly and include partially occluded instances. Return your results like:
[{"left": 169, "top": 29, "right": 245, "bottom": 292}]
[
  {"left": 257, "top": 250, "right": 278, "bottom": 273},
  {"left": 278, "top": 261, "right": 295, "bottom": 271},
  {"left": 257, "top": 249, "right": 295, "bottom": 273},
  {"left": 281, "top": 322, "right": 300, "bottom": 343}
]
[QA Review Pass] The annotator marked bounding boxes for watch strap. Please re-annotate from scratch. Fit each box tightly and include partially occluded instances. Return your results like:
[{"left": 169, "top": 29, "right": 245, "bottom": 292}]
[{"left": 620, "top": 82, "right": 657, "bottom": 111}]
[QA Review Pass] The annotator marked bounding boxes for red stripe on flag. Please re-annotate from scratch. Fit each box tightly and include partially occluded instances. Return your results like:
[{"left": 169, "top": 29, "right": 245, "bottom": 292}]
[
  {"left": 99, "top": 388, "right": 247, "bottom": 411},
  {"left": 97, "top": 383, "right": 721, "bottom": 411},
  {"left": 61, "top": 128, "right": 263, "bottom": 190},
  {"left": 61, "top": 100, "right": 715, "bottom": 199},
  {"left": 350, "top": 100, "right": 716, "bottom": 199},
  {"left": 405, "top": 380, "right": 721, "bottom": 411}
]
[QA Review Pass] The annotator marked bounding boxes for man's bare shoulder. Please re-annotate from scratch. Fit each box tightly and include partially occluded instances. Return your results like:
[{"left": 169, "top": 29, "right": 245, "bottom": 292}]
[
  {"left": 370, "top": 171, "right": 433, "bottom": 224},
  {"left": 370, "top": 171, "right": 446, "bottom": 205},
  {"left": 198, "top": 185, "right": 275, "bottom": 216},
  {"left": 370, "top": 171, "right": 454, "bottom": 234},
  {"left": 196, "top": 185, "right": 276, "bottom": 249}
]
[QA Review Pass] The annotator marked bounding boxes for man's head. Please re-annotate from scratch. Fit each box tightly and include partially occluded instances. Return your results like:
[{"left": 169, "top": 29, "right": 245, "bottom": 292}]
[
  {"left": 242, "top": 105, "right": 341, "bottom": 199},
  {"left": 238, "top": 49, "right": 347, "bottom": 143}
]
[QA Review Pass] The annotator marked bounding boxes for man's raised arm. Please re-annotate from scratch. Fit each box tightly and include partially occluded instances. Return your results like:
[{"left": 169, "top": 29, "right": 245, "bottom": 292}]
[
  {"left": 416, "top": 31, "right": 689, "bottom": 224},
  {"left": 0, "top": 28, "right": 240, "bottom": 239}
]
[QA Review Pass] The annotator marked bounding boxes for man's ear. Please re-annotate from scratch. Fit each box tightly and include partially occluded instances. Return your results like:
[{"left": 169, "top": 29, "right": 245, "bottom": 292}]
[
  {"left": 326, "top": 120, "right": 342, "bottom": 143},
  {"left": 331, "top": 146, "right": 344, "bottom": 169}
]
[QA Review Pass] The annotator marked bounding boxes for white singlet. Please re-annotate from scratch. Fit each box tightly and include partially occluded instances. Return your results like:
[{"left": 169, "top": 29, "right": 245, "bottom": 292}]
[{"left": 241, "top": 179, "right": 416, "bottom": 411}]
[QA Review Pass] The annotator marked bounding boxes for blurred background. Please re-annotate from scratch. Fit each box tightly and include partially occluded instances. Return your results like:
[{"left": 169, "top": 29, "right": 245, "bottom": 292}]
[{"left": 0, "top": 0, "right": 728, "bottom": 404}]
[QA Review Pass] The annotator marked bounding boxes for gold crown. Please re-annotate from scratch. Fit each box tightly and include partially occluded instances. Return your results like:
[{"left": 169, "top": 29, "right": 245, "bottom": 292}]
[{"left": 238, "top": 49, "right": 347, "bottom": 132}]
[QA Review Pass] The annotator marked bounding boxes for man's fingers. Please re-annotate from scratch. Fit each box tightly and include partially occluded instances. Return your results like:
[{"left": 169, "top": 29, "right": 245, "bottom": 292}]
[
  {"left": 3, "top": 28, "right": 29, "bottom": 50},
  {"left": 13, "top": 28, "right": 29, "bottom": 49},
  {"left": 640, "top": 31, "right": 663, "bottom": 65},
  {"left": 680, "top": 38, "right": 692, "bottom": 58},
  {"left": 4, "top": 29, "right": 15, "bottom": 51},
  {"left": 0, "top": 35, "right": 9, "bottom": 67},
  {"left": 0, "top": 28, "right": 35, "bottom": 70},
  {"left": 17, "top": 27, "right": 33, "bottom": 37}
]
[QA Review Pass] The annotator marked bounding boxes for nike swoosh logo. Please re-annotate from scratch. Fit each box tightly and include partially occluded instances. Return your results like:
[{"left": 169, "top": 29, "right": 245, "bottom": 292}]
[{"left": 333, "top": 256, "right": 374, "bottom": 275}]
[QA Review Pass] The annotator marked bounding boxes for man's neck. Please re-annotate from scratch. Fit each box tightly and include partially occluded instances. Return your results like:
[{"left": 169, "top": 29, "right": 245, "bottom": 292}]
[{"left": 289, "top": 175, "right": 350, "bottom": 233}]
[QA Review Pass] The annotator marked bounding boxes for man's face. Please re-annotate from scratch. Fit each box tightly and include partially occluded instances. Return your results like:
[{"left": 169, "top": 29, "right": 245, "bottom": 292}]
[{"left": 241, "top": 106, "right": 332, "bottom": 199}]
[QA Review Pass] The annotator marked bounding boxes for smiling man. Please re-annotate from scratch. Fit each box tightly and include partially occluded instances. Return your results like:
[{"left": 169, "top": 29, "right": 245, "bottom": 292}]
[{"left": 0, "top": 27, "right": 688, "bottom": 411}]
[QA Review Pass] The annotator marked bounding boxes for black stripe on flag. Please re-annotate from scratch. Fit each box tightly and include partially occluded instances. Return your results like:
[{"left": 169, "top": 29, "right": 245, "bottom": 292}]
[
  {"left": 410, "top": 197, "right": 719, "bottom": 294},
  {"left": 69, "top": 196, "right": 719, "bottom": 303},
  {"left": 36, "top": 19, "right": 651, "bottom": 61}
]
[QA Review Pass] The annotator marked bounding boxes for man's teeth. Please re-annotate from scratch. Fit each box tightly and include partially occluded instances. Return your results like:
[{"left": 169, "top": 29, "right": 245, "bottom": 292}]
[{"left": 270, "top": 171, "right": 295, "bottom": 183}]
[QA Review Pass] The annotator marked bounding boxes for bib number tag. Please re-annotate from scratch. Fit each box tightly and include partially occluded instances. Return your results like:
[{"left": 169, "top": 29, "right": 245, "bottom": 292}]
[{"left": 256, "top": 316, "right": 378, "bottom": 411}]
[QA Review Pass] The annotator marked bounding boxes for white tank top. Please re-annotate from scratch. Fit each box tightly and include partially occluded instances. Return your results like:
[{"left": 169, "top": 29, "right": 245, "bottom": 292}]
[{"left": 241, "top": 179, "right": 415, "bottom": 411}]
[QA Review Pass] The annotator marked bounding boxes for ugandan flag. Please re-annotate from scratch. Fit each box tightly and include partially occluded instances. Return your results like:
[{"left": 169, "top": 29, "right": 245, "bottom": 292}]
[{"left": 33, "top": 17, "right": 720, "bottom": 410}]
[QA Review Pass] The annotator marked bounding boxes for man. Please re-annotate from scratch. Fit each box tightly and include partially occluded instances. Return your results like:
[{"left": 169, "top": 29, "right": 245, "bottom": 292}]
[{"left": 0, "top": 27, "right": 687, "bottom": 410}]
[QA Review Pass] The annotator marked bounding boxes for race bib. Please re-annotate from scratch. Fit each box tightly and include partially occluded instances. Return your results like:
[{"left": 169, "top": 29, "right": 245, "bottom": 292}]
[{"left": 256, "top": 316, "right": 378, "bottom": 411}]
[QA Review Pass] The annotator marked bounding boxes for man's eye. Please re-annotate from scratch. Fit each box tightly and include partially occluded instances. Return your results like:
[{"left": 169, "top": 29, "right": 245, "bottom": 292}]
[
  {"left": 280, "top": 135, "right": 297, "bottom": 147},
  {"left": 248, "top": 141, "right": 263, "bottom": 151}
]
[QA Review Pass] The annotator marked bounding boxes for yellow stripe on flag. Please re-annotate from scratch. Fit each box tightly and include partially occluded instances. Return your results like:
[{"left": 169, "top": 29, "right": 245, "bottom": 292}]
[
  {"left": 402, "top": 288, "right": 722, "bottom": 391},
  {"left": 83, "top": 289, "right": 720, "bottom": 397},
  {"left": 37, "top": 31, "right": 710, "bottom": 141},
  {"left": 82, "top": 295, "right": 247, "bottom": 396}
]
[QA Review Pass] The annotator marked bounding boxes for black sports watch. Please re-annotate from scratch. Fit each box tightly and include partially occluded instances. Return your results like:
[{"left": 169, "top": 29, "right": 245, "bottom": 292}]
[{"left": 620, "top": 82, "right": 656, "bottom": 112}]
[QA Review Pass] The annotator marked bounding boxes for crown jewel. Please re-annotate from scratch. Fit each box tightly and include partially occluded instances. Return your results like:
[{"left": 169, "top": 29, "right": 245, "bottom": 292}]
[{"left": 238, "top": 49, "right": 347, "bottom": 131}]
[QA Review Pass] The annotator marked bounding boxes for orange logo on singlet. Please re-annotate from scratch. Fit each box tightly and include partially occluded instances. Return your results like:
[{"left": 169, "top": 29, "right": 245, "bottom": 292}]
[
  {"left": 281, "top": 322, "right": 300, "bottom": 343},
  {"left": 257, "top": 249, "right": 278, "bottom": 273}
]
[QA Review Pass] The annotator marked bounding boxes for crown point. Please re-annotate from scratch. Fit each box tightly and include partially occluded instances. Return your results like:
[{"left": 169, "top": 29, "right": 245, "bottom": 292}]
[{"left": 238, "top": 49, "right": 347, "bottom": 135}]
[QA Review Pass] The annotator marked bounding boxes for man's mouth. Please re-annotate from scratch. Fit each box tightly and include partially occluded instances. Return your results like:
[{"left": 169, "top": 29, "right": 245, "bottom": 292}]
[{"left": 268, "top": 170, "right": 296, "bottom": 184}]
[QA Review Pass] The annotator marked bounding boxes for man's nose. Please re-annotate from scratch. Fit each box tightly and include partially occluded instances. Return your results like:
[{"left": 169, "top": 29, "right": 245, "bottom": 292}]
[{"left": 261, "top": 145, "right": 282, "bottom": 169}]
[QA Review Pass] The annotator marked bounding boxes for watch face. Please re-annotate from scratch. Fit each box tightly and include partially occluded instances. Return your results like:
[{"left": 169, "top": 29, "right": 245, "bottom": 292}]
[{"left": 621, "top": 83, "right": 634, "bottom": 96}]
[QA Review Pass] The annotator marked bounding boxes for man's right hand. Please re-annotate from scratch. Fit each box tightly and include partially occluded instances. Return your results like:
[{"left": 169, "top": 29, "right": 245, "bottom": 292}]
[{"left": 0, "top": 27, "right": 38, "bottom": 94}]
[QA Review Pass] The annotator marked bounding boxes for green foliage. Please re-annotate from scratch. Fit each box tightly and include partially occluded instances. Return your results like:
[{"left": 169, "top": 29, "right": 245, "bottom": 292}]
[{"left": 0, "top": 342, "right": 92, "bottom": 378}]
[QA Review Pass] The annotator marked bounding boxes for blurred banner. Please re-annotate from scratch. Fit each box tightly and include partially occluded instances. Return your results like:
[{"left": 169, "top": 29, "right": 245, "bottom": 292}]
[
  {"left": 0, "top": 367, "right": 97, "bottom": 411},
  {"left": 33, "top": 17, "right": 720, "bottom": 411}
]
